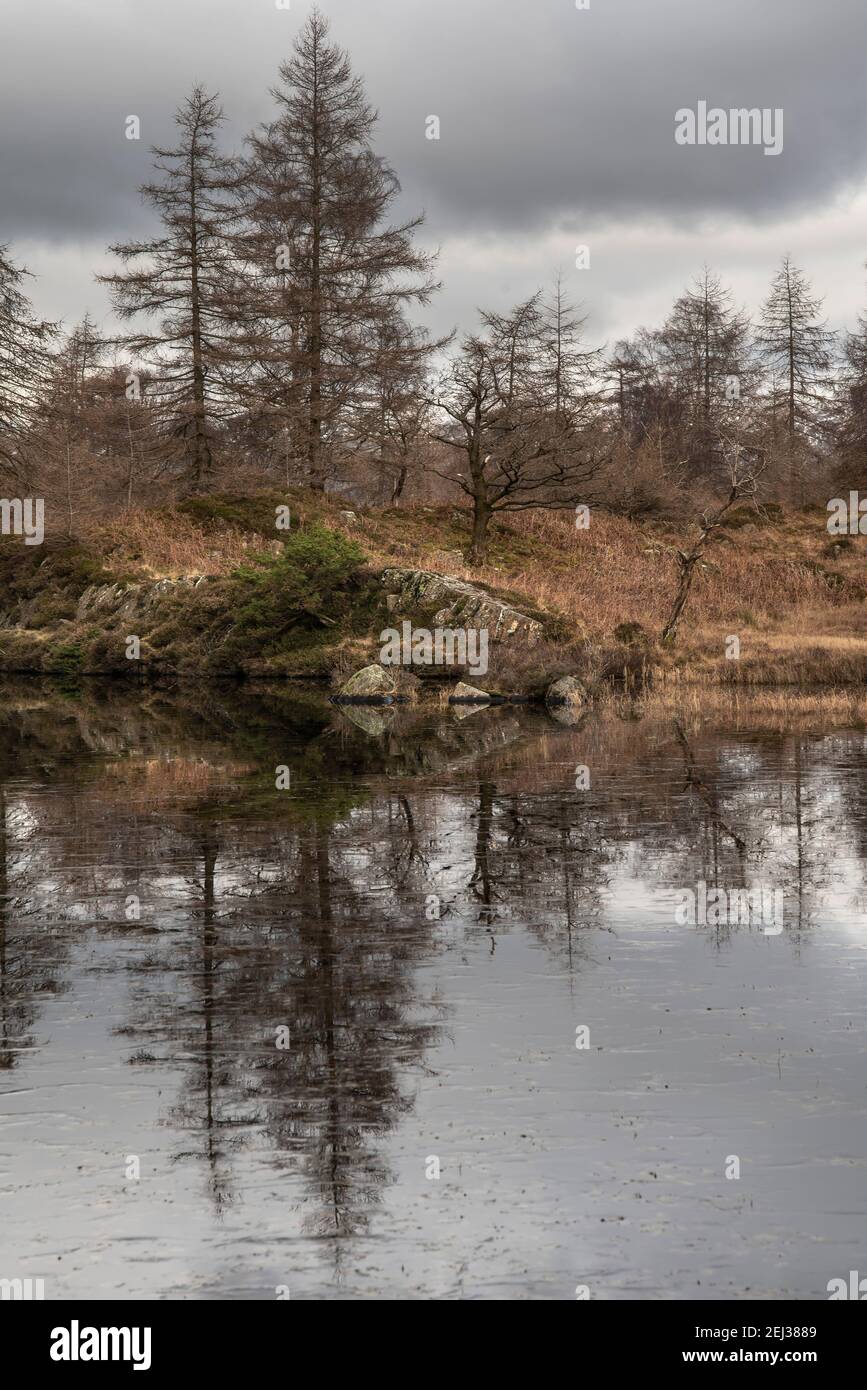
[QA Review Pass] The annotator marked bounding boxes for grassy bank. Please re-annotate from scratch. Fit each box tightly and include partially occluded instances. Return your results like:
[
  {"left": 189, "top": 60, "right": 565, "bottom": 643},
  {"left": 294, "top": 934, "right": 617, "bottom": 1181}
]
[{"left": 0, "top": 490, "right": 863, "bottom": 689}]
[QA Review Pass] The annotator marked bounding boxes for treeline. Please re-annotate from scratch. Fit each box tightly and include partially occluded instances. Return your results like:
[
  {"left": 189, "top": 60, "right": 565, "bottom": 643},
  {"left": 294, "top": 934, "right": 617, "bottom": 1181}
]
[{"left": 2, "top": 9, "right": 867, "bottom": 561}]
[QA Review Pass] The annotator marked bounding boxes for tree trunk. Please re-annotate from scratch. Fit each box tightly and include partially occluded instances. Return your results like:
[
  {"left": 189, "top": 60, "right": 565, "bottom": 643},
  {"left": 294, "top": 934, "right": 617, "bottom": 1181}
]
[
  {"left": 308, "top": 50, "right": 324, "bottom": 491},
  {"left": 469, "top": 497, "right": 490, "bottom": 564},
  {"left": 661, "top": 553, "right": 699, "bottom": 644},
  {"left": 65, "top": 434, "right": 74, "bottom": 540},
  {"left": 391, "top": 464, "right": 407, "bottom": 505},
  {"left": 189, "top": 154, "right": 212, "bottom": 492},
  {"left": 126, "top": 410, "right": 135, "bottom": 508}
]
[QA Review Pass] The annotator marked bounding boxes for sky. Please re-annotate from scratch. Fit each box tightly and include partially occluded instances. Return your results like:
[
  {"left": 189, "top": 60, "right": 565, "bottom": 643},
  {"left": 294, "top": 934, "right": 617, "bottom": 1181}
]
[{"left": 3, "top": 0, "right": 867, "bottom": 356}]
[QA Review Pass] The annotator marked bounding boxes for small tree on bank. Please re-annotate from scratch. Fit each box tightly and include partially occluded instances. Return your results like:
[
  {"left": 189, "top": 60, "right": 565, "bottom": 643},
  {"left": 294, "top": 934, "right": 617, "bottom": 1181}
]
[
  {"left": 660, "top": 441, "right": 765, "bottom": 644},
  {"left": 430, "top": 289, "right": 606, "bottom": 562}
]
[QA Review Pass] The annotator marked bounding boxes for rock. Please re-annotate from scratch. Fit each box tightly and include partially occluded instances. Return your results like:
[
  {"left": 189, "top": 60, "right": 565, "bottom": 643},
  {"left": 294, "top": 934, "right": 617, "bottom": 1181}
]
[
  {"left": 449, "top": 681, "right": 491, "bottom": 703},
  {"left": 547, "top": 703, "right": 587, "bottom": 727},
  {"left": 381, "top": 568, "right": 543, "bottom": 645},
  {"left": 339, "top": 510, "right": 360, "bottom": 525},
  {"left": 452, "top": 701, "right": 483, "bottom": 722},
  {"left": 337, "top": 703, "right": 395, "bottom": 736},
  {"left": 545, "top": 675, "right": 587, "bottom": 708},
  {"left": 76, "top": 576, "right": 207, "bottom": 624},
  {"left": 336, "top": 664, "right": 396, "bottom": 701}
]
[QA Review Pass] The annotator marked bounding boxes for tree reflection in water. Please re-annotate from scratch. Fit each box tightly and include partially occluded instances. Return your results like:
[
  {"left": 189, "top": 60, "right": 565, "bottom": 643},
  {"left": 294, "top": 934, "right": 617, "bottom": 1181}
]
[{"left": 0, "top": 681, "right": 860, "bottom": 1273}]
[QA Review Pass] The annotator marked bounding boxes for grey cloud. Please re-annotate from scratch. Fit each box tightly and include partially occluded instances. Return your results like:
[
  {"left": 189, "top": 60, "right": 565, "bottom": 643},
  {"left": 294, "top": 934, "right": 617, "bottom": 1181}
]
[
  {"left": 2, "top": 0, "right": 866, "bottom": 335},
  {"left": 3, "top": 0, "right": 867, "bottom": 242}
]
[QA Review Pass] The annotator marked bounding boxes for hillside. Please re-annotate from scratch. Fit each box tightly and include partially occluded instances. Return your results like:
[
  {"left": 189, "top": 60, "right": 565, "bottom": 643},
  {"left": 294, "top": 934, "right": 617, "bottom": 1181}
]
[{"left": 0, "top": 491, "right": 864, "bottom": 690}]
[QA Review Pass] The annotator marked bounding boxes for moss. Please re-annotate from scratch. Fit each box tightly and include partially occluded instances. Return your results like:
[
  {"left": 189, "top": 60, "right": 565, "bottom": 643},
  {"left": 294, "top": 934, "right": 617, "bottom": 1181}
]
[
  {"left": 0, "top": 540, "right": 117, "bottom": 630},
  {"left": 177, "top": 492, "right": 297, "bottom": 539}
]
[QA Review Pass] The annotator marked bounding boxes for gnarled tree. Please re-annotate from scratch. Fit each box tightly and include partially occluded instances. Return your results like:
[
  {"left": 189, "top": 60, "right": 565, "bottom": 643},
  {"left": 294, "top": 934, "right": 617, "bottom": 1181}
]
[{"left": 430, "top": 288, "right": 606, "bottom": 562}]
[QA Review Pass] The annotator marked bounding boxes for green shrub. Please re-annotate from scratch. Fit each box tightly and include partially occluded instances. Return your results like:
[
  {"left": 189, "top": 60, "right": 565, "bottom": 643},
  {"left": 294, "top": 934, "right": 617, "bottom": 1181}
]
[
  {"left": 45, "top": 640, "right": 86, "bottom": 682},
  {"left": 229, "top": 524, "right": 368, "bottom": 646}
]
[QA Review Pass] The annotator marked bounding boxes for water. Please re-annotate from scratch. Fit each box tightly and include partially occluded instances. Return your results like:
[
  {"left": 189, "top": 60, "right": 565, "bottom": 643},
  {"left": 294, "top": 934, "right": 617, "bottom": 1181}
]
[{"left": 1, "top": 682, "right": 866, "bottom": 1300}]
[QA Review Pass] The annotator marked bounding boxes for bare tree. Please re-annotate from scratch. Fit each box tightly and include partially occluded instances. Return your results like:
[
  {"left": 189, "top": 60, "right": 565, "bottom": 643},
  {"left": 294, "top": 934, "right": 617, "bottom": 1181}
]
[
  {"left": 661, "top": 440, "right": 764, "bottom": 644},
  {"left": 655, "top": 267, "right": 757, "bottom": 482},
  {"left": 99, "top": 86, "right": 239, "bottom": 493},
  {"left": 0, "top": 245, "right": 55, "bottom": 488},
  {"left": 429, "top": 289, "right": 606, "bottom": 562},
  {"left": 756, "top": 257, "right": 834, "bottom": 475},
  {"left": 834, "top": 291, "right": 867, "bottom": 489},
  {"left": 236, "top": 8, "right": 439, "bottom": 490},
  {"left": 351, "top": 316, "right": 439, "bottom": 503}
]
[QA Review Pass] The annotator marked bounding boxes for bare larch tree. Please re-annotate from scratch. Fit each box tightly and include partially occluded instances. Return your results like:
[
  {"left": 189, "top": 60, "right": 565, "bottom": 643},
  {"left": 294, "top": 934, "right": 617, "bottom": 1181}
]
[
  {"left": 99, "top": 86, "right": 239, "bottom": 493},
  {"left": 235, "top": 8, "right": 439, "bottom": 490},
  {"left": 756, "top": 257, "right": 834, "bottom": 483},
  {"left": 0, "top": 245, "right": 55, "bottom": 488}
]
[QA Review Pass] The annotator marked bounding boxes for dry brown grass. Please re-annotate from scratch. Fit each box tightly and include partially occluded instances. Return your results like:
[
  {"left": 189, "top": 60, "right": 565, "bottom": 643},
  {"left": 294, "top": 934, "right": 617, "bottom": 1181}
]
[
  {"left": 87, "top": 507, "right": 277, "bottom": 579},
  {"left": 327, "top": 502, "right": 856, "bottom": 644},
  {"left": 479, "top": 508, "right": 848, "bottom": 634},
  {"left": 619, "top": 683, "right": 867, "bottom": 731},
  {"left": 75, "top": 491, "right": 867, "bottom": 686}
]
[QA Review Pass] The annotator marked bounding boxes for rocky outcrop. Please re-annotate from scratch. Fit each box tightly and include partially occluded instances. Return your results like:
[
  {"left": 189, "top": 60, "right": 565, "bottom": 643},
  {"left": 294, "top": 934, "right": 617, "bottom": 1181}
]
[
  {"left": 76, "top": 577, "right": 208, "bottom": 625},
  {"left": 381, "top": 568, "right": 543, "bottom": 644}
]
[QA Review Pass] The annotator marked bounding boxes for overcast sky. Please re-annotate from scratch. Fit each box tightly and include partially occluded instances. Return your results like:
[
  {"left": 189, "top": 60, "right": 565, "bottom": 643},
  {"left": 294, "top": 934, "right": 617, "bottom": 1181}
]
[{"left": 3, "top": 0, "right": 867, "bottom": 354}]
